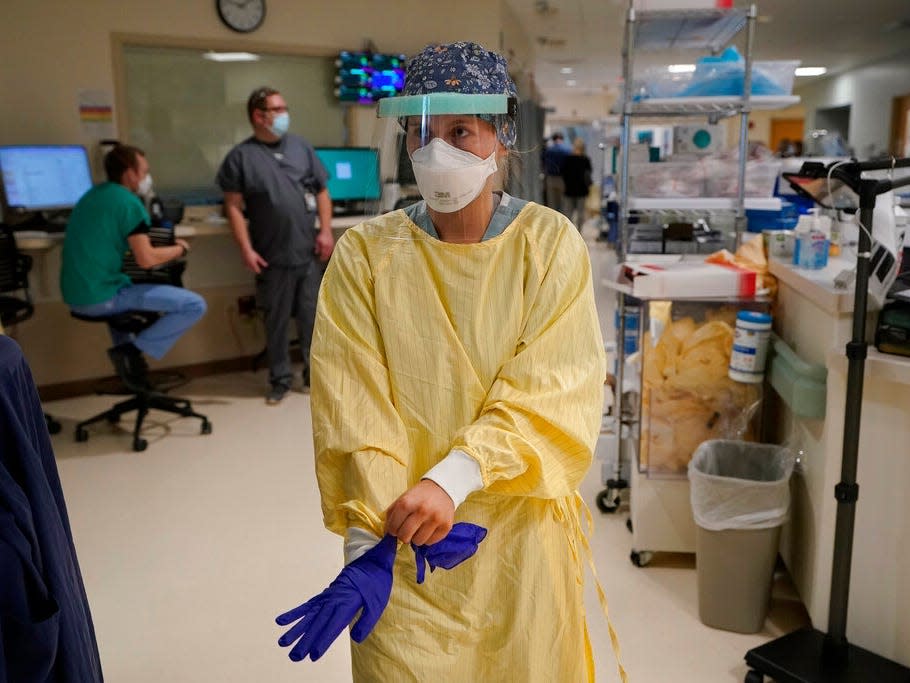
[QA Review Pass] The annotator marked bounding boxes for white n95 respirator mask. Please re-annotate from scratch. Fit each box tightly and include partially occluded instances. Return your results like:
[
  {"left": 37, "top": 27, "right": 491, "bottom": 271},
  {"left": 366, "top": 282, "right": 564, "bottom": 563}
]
[
  {"left": 137, "top": 173, "right": 154, "bottom": 198},
  {"left": 410, "top": 138, "right": 498, "bottom": 213}
]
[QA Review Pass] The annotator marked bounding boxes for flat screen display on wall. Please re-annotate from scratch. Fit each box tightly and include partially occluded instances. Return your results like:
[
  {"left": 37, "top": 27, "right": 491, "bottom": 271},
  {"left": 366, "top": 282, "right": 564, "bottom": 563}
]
[{"left": 335, "top": 51, "right": 406, "bottom": 104}]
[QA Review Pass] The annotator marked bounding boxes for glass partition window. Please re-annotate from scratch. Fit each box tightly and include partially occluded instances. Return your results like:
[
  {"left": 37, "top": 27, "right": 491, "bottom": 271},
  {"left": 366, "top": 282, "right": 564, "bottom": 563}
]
[{"left": 123, "top": 45, "right": 345, "bottom": 203}]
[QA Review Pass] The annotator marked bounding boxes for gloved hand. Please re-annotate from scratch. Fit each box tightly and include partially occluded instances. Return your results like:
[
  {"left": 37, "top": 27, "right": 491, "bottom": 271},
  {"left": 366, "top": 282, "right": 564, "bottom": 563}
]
[
  {"left": 411, "top": 522, "right": 488, "bottom": 584},
  {"left": 276, "top": 534, "right": 398, "bottom": 662}
]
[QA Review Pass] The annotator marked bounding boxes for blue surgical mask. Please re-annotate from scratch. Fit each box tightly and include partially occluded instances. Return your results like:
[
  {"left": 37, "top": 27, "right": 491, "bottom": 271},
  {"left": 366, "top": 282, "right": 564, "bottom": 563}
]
[{"left": 269, "top": 112, "right": 290, "bottom": 137}]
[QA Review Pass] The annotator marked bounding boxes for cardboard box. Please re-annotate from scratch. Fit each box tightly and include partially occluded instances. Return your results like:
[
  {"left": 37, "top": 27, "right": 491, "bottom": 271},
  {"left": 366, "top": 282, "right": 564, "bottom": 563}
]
[{"left": 623, "top": 261, "right": 756, "bottom": 298}]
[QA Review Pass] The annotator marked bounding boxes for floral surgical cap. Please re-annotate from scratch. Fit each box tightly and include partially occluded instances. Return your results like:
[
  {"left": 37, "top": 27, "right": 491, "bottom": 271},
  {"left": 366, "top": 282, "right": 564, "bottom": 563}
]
[{"left": 404, "top": 42, "right": 519, "bottom": 147}]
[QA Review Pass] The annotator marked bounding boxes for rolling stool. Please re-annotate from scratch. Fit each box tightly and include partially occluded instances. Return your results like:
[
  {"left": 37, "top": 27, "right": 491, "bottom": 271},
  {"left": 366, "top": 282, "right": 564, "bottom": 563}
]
[
  {"left": 70, "top": 310, "right": 212, "bottom": 451},
  {"left": 0, "top": 225, "right": 61, "bottom": 434}
]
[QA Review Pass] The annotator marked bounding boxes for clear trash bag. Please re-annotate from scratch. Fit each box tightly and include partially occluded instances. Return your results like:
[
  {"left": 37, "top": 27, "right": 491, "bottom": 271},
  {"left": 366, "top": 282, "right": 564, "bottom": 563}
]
[{"left": 688, "top": 439, "right": 795, "bottom": 531}]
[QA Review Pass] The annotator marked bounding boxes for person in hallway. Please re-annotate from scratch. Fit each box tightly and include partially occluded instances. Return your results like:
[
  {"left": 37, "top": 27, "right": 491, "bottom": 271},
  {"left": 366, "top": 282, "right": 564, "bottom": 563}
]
[
  {"left": 216, "top": 86, "right": 335, "bottom": 405},
  {"left": 562, "top": 137, "right": 594, "bottom": 231},
  {"left": 775, "top": 137, "right": 796, "bottom": 157},
  {"left": 60, "top": 144, "right": 206, "bottom": 388},
  {"left": 541, "top": 130, "right": 571, "bottom": 211},
  {"left": 278, "top": 42, "right": 621, "bottom": 682}
]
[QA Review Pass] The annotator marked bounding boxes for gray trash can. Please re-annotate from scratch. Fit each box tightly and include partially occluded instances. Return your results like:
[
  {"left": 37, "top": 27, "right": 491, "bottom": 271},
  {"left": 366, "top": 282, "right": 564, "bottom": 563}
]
[{"left": 688, "top": 439, "right": 795, "bottom": 634}]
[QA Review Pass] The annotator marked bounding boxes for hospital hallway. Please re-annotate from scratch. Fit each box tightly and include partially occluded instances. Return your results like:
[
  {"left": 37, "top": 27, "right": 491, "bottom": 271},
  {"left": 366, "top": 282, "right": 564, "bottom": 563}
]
[{"left": 43, "top": 221, "right": 810, "bottom": 682}]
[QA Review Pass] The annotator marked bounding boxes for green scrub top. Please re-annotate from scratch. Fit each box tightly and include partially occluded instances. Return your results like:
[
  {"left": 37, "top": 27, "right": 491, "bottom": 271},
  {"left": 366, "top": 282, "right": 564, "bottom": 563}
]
[{"left": 60, "top": 182, "right": 150, "bottom": 306}]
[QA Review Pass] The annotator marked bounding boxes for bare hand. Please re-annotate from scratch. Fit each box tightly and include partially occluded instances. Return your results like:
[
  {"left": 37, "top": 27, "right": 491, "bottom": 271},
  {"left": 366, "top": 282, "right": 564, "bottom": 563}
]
[
  {"left": 242, "top": 247, "right": 268, "bottom": 274},
  {"left": 385, "top": 480, "right": 455, "bottom": 546},
  {"left": 314, "top": 230, "right": 335, "bottom": 262},
  {"left": 175, "top": 238, "right": 191, "bottom": 254}
]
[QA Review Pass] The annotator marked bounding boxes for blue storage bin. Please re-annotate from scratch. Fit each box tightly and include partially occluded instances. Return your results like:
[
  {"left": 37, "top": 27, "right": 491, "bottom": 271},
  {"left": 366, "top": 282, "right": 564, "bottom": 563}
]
[{"left": 746, "top": 200, "right": 799, "bottom": 233}]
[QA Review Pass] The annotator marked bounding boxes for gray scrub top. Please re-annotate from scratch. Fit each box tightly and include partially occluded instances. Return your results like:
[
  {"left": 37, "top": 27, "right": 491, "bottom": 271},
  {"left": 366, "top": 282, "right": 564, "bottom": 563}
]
[
  {"left": 404, "top": 192, "right": 529, "bottom": 242},
  {"left": 216, "top": 134, "right": 328, "bottom": 267}
]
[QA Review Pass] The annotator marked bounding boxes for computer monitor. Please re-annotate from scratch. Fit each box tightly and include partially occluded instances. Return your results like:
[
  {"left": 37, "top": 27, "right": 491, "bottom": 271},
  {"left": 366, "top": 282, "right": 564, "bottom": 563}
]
[
  {"left": 335, "top": 51, "right": 406, "bottom": 104},
  {"left": 0, "top": 145, "right": 93, "bottom": 212},
  {"left": 315, "top": 147, "right": 381, "bottom": 207}
]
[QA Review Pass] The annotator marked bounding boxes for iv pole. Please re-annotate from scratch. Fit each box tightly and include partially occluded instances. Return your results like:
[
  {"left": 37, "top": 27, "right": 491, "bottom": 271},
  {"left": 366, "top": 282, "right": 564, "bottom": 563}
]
[{"left": 744, "top": 157, "right": 910, "bottom": 683}]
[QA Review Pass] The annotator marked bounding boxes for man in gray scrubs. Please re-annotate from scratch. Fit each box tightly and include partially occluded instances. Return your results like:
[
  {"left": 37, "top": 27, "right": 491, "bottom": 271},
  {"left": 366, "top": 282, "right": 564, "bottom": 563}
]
[{"left": 217, "top": 86, "right": 335, "bottom": 404}]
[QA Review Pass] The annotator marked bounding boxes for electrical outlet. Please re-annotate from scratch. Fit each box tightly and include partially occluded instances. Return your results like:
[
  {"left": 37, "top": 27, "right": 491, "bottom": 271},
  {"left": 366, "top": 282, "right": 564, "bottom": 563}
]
[{"left": 237, "top": 295, "right": 257, "bottom": 317}]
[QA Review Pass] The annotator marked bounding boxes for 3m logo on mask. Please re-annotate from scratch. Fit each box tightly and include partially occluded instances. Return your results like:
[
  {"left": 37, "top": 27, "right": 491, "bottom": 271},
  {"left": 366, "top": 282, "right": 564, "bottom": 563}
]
[{"left": 433, "top": 191, "right": 452, "bottom": 199}]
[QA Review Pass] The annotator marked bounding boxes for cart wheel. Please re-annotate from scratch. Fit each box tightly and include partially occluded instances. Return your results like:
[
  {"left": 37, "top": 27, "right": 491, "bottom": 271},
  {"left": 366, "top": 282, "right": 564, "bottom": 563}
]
[
  {"left": 596, "top": 489, "right": 620, "bottom": 514},
  {"left": 630, "top": 550, "right": 653, "bottom": 567},
  {"left": 626, "top": 518, "right": 633, "bottom": 533},
  {"left": 133, "top": 438, "right": 148, "bottom": 452},
  {"left": 75, "top": 428, "right": 89, "bottom": 443},
  {"left": 745, "top": 671, "right": 764, "bottom": 683},
  {"left": 605, "top": 477, "right": 628, "bottom": 492},
  {"left": 201, "top": 419, "right": 212, "bottom": 435}
]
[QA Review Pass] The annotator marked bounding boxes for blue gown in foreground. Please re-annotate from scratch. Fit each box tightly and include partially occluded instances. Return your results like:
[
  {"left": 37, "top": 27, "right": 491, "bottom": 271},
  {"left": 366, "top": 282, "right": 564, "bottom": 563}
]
[{"left": 0, "top": 336, "right": 103, "bottom": 682}]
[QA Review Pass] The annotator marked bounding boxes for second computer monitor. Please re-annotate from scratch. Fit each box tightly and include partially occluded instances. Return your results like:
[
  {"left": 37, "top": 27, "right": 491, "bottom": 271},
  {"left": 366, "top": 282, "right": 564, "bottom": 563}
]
[
  {"left": 0, "top": 145, "right": 93, "bottom": 213},
  {"left": 314, "top": 147, "right": 381, "bottom": 211}
]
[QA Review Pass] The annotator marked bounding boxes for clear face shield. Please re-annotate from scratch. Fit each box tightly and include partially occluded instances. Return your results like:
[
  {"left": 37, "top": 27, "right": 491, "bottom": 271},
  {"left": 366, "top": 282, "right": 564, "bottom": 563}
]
[{"left": 369, "top": 93, "right": 516, "bottom": 242}]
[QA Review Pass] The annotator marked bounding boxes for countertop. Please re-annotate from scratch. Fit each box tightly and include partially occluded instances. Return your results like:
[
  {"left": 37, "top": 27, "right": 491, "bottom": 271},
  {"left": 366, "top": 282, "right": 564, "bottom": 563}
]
[
  {"left": 13, "top": 213, "right": 372, "bottom": 252},
  {"left": 768, "top": 254, "right": 859, "bottom": 314}
]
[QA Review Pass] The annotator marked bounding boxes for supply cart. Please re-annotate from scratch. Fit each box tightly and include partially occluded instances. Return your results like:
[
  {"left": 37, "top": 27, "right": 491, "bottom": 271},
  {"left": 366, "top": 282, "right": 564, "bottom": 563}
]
[
  {"left": 598, "top": 2, "right": 800, "bottom": 563},
  {"left": 603, "top": 283, "right": 770, "bottom": 566}
]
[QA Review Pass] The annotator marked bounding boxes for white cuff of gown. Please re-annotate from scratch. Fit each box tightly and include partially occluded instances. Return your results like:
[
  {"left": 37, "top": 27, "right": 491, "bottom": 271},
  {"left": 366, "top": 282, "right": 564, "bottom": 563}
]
[
  {"left": 421, "top": 449, "right": 484, "bottom": 510},
  {"left": 344, "top": 527, "right": 381, "bottom": 564}
]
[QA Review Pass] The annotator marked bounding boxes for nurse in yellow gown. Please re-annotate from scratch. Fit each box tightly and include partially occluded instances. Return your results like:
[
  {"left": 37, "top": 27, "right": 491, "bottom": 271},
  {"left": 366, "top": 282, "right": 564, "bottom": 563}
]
[{"left": 311, "top": 42, "right": 609, "bottom": 682}]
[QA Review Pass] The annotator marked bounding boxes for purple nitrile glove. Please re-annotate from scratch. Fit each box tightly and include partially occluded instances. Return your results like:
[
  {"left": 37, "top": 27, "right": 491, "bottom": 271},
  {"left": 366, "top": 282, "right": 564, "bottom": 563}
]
[
  {"left": 276, "top": 534, "right": 397, "bottom": 662},
  {"left": 411, "top": 522, "right": 488, "bottom": 584}
]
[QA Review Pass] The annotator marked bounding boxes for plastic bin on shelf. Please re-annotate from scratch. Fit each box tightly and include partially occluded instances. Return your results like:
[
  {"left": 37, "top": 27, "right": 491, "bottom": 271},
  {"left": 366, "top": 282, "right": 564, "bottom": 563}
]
[
  {"left": 628, "top": 161, "right": 706, "bottom": 198},
  {"left": 753, "top": 60, "right": 799, "bottom": 97},
  {"left": 678, "top": 59, "right": 800, "bottom": 97},
  {"left": 746, "top": 200, "right": 799, "bottom": 233},
  {"left": 688, "top": 439, "right": 795, "bottom": 633},
  {"left": 633, "top": 66, "right": 693, "bottom": 100},
  {"left": 637, "top": 60, "right": 799, "bottom": 100},
  {"left": 703, "top": 159, "right": 782, "bottom": 198}
]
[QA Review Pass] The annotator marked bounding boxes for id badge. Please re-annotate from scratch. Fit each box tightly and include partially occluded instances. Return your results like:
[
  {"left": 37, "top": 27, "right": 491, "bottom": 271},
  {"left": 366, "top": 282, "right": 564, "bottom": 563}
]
[{"left": 304, "top": 192, "right": 317, "bottom": 212}]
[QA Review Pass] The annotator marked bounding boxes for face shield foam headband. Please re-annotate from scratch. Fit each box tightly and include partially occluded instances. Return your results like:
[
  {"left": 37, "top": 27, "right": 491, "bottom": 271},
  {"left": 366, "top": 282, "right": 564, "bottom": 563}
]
[
  {"left": 409, "top": 138, "right": 499, "bottom": 213},
  {"left": 381, "top": 93, "right": 518, "bottom": 148}
]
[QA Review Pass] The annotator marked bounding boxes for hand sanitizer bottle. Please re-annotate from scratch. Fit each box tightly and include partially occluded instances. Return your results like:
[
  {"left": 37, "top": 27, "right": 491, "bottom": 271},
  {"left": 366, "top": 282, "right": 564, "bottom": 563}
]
[
  {"left": 801, "top": 208, "right": 829, "bottom": 269},
  {"left": 793, "top": 213, "right": 812, "bottom": 267}
]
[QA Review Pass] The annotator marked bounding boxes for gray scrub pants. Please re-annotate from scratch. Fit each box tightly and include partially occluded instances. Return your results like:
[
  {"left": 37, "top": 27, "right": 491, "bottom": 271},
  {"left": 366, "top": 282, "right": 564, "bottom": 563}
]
[
  {"left": 256, "top": 261, "right": 325, "bottom": 389},
  {"left": 545, "top": 175, "right": 566, "bottom": 213},
  {"left": 563, "top": 196, "right": 587, "bottom": 231}
]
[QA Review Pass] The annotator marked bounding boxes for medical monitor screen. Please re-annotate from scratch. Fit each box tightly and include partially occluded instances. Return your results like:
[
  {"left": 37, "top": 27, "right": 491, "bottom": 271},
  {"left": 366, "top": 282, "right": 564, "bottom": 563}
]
[
  {"left": 315, "top": 147, "right": 381, "bottom": 202},
  {"left": 335, "top": 51, "right": 406, "bottom": 104},
  {"left": 0, "top": 145, "right": 93, "bottom": 211}
]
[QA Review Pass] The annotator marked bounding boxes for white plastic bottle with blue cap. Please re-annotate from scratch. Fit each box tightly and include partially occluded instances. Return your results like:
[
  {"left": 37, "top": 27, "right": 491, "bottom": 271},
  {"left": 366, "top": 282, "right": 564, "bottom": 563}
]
[
  {"left": 729, "top": 311, "right": 772, "bottom": 383},
  {"left": 793, "top": 209, "right": 830, "bottom": 270}
]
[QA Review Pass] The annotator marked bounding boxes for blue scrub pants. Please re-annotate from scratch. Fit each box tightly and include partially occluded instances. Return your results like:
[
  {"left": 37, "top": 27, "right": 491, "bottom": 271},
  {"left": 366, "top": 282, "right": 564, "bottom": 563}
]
[{"left": 70, "top": 284, "right": 206, "bottom": 359}]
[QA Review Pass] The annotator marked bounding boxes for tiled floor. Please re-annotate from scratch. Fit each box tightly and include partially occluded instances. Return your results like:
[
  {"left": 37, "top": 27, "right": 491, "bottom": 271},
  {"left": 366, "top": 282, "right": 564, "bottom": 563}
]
[{"left": 43, "top": 223, "right": 809, "bottom": 682}]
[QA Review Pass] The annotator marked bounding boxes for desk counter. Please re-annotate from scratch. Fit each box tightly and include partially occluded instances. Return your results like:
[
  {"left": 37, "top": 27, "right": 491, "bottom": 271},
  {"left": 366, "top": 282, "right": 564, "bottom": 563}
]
[
  {"left": 771, "top": 257, "right": 910, "bottom": 666},
  {"left": 14, "top": 213, "right": 372, "bottom": 252}
]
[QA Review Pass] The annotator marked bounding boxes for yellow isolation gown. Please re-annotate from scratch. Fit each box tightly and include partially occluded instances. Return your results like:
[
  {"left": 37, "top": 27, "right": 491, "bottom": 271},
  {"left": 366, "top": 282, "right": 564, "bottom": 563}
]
[{"left": 311, "top": 201, "right": 607, "bottom": 682}]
